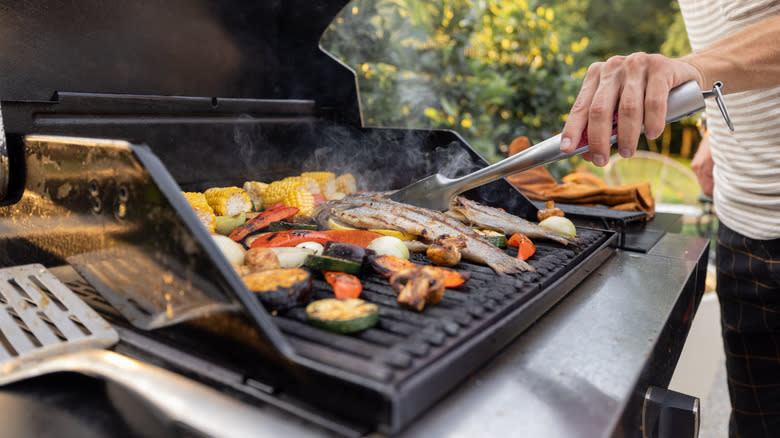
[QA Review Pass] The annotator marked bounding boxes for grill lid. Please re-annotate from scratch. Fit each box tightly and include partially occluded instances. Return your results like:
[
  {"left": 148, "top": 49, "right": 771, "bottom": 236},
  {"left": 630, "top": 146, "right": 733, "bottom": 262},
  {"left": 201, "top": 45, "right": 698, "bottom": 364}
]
[{"left": 0, "top": 0, "right": 359, "bottom": 123}]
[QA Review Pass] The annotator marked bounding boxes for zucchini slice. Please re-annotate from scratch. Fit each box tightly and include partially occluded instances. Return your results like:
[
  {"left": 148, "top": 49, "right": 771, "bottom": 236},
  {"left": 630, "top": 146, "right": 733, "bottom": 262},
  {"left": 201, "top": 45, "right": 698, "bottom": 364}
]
[
  {"left": 475, "top": 229, "right": 508, "bottom": 248},
  {"left": 306, "top": 298, "right": 379, "bottom": 333},
  {"left": 304, "top": 254, "right": 362, "bottom": 275},
  {"left": 243, "top": 268, "right": 313, "bottom": 311},
  {"left": 215, "top": 212, "right": 247, "bottom": 235}
]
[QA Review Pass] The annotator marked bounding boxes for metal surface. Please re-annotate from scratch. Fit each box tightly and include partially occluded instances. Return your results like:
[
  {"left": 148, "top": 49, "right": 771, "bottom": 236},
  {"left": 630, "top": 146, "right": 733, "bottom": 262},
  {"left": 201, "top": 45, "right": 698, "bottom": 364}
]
[
  {"left": 0, "top": 232, "right": 707, "bottom": 438},
  {"left": 0, "top": 264, "right": 298, "bottom": 438},
  {"left": 0, "top": 263, "right": 118, "bottom": 367},
  {"left": 68, "top": 245, "right": 240, "bottom": 330},
  {"left": 9, "top": 349, "right": 303, "bottom": 438},
  {"left": 701, "top": 81, "right": 734, "bottom": 131},
  {"left": 396, "top": 233, "right": 708, "bottom": 438},
  {"left": 390, "top": 80, "right": 707, "bottom": 211}
]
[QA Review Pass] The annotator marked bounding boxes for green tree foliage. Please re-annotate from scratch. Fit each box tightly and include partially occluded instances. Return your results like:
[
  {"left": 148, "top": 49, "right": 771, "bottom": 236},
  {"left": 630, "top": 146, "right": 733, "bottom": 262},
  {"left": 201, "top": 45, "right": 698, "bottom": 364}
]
[
  {"left": 660, "top": 3, "right": 691, "bottom": 58},
  {"left": 322, "top": 0, "right": 593, "bottom": 162},
  {"left": 576, "top": 0, "right": 677, "bottom": 58},
  {"left": 321, "top": 0, "right": 681, "bottom": 163}
]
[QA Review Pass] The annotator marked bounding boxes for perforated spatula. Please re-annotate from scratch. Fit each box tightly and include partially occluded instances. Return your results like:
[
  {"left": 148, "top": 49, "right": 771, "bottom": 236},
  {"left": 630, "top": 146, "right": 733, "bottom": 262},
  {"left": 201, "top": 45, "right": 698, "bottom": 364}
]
[
  {"left": 390, "top": 80, "right": 732, "bottom": 211},
  {"left": 0, "top": 264, "right": 284, "bottom": 438}
]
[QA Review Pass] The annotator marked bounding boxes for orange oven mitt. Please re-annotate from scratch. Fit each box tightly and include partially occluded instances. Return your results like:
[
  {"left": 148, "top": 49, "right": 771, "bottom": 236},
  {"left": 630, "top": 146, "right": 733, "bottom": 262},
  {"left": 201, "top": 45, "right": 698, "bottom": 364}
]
[{"left": 505, "top": 137, "right": 656, "bottom": 218}]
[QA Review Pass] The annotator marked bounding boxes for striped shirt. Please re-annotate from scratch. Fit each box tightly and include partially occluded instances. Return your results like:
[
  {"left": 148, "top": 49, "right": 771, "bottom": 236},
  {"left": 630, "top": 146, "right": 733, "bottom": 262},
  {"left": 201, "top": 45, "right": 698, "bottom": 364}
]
[{"left": 678, "top": 0, "right": 780, "bottom": 239}]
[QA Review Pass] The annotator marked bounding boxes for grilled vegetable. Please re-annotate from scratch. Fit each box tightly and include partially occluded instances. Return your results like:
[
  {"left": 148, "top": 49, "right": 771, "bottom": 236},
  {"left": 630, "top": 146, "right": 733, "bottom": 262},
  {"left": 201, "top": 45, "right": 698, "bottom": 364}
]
[
  {"left": 269, "top": 247, "right": 316, "bottom": 268},
  {"left": 367, "top": 236, "right": 410, "bottom": 260},
  {"left": 369, "top": 255, "right": 470, "bottom": 288},
  {"left": 263, "top": 176, "right": 320, "bottom": 208},
  {"left": 508, "top": 233, "right": 536, "bottom": 261},
  {"left": 304, "top": 255, "right": 362, "bottom": 275},
  {"left": 183, "top": 191, "right": 216, "bottom": 233},
  {"left": 215, "top": 212, "right": 246, "bottom": 235},
  {"left": 537, "top": 200, "right": 565, "bottom": 222},
  {"left": 243, "top": 268, "right": 313, "bottom": 311},
  {"left": 301, "top": 171, "right": 336, "bottom": 198},
  {"left": 296, "top": 241, "right": 324, "bottom": 255},
  {"left": 244, "top": 247, "right": 281, "bottom": 271},
  {"left": 335, "top": 173, "right": 358, "bottom": 194},
  {"left": 324, "top": 271, "right": 363, "bottom": 299},
  {"left": 268, "top": 221, "right": 318, "bottom": 232},
  {"left": 306, "top": 298, "right": 379, "bottom": 334},
  {"left": 390, "top": 266, "right": 446, "bottom": 311},
  {"left": 228, "top": 205, "right": 299, "bottom": 242},
  {"left": 282, "top": 189, "right": 316, "bottom": 217},
  {"left": 475, "top": 229, "right": 508, "bottom": 248},
  {"left": 243, "top": 181, "right": 268, "bottom": 211},
  {"left": 211, "top": 234, "right": 245, "bottom": 265},
  {"left": 323, "top": 241, "right": 372, "bottom": 265},
  {"left": 539, "top": 216, "right": 577, "bottom": 238},
  {"left": 249, "top": 229, "right": 384, "bottom": 249},
  {"left": 204, "top": 187, "right": 253, "bottom": 216}
]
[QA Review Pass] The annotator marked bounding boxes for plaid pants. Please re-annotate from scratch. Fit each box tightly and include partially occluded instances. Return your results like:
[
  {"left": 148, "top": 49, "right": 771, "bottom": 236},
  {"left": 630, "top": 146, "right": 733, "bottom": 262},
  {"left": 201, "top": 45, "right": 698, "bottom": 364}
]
[{"left": 716, "top": 223, "right": 780, "bottom": 438}]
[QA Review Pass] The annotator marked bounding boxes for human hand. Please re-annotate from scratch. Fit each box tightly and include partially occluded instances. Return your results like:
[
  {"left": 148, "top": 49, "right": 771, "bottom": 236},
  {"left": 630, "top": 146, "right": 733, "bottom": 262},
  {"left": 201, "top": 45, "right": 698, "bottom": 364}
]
[
  {"left": 690, "top": 134, "right": 714, "bottom": 197},
  {"left": 560, "top": 53, "right": 703, "bottom": 166}
]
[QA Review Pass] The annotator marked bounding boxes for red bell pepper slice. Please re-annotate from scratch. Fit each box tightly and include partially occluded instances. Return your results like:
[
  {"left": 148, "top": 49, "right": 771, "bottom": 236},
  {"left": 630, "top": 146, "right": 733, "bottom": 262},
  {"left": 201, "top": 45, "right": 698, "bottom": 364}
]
[
  {"left": 229, "top": 205, "right": 299, "bottom": 241},
  {"left": 508, "top": 233, "right": 535, "bottom": 261},
  {"left": 324, "top": 271, "right": 363, "bottom": 299}
]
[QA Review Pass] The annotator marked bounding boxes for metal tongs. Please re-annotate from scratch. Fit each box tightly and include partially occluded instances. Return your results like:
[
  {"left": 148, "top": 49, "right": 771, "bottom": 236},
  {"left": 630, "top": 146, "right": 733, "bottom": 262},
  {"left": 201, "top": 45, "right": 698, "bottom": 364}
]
[{"left": 390, "top": 80, "right": 733, "bottom": 211}]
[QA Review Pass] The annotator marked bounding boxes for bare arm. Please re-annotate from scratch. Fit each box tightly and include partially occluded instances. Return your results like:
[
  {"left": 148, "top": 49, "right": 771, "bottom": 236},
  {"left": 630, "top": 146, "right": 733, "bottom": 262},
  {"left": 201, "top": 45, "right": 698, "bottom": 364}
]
[
  {"left": 560, "top": 15, "right": 780, "bottom": 167},
  {"left": 690, "top": 133, "right": 713, "bottom": 197}
]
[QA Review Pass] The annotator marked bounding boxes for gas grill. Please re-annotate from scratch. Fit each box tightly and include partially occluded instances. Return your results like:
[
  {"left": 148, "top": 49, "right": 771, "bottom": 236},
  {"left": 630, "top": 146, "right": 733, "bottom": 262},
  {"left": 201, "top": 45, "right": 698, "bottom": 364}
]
[{"left": 0, "top": 2, "right": 707, "bottom": 437}]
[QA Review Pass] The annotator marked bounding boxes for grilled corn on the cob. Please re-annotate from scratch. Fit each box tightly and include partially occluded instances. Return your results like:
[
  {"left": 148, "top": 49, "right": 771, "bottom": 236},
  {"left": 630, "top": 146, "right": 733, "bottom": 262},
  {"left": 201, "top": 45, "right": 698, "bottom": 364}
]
[
  {"left": 263, "top": 176, "right": 317, "bottom": 208},
  {"left": 335, "top": 173, "right": 357, "bottom": 195},
  {"left": 243, "top": 181, "right": 268, "bottom": 211},
  {"left": 302, "top": 171, "right": 336, "bottom": 198},
  {"left": 204, "top": 187, "right": 252, "bottom": 216},
  {"left": 183, "top": 192, "right": 216, "bottom": 232},
  {"left": 283, "top": 189, "right": 316, "bottom": 217}
]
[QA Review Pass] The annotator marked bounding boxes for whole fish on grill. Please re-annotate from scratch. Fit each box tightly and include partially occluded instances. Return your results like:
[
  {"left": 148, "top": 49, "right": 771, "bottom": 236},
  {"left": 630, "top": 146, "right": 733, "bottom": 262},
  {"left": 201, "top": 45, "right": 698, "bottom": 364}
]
[
  {"left": 446, "top": 196, "right": 578, "bottom": 246},
  {"left": 313, "top": 193, "right": 534, "bottom": 274}
]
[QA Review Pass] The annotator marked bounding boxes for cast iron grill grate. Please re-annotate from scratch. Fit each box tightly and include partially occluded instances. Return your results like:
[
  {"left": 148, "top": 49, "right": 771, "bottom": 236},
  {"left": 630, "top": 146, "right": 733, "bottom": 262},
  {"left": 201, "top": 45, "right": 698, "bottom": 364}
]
[{"left": 272, "top": 228, "right": 607, "bottom": 382}]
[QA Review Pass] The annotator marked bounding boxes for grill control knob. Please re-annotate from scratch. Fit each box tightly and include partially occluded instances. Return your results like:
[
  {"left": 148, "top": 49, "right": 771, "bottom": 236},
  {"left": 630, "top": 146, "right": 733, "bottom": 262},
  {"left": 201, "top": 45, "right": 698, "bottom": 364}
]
[{"left": 642, "top": 386, "right": 700, "bottom": 438}]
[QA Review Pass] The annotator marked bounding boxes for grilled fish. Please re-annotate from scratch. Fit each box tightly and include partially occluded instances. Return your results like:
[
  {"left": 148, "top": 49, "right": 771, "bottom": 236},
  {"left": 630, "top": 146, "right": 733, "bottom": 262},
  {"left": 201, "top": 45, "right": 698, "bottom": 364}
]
[
  {"left": 446, "top": 196, "right": 578, "bottom": 246},
  {"left": 313, "top": 193, "right": 533, "bottom": 274}
]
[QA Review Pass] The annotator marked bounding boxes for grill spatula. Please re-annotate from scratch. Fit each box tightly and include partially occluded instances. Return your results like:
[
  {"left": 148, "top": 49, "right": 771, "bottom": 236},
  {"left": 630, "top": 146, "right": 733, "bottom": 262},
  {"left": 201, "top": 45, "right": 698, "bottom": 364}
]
[
  {"left": 390, "top": 80, "right": 731, "bottom": 211},
  {"left": 0, "top": 264, "right": 294, "bottom": 438}
]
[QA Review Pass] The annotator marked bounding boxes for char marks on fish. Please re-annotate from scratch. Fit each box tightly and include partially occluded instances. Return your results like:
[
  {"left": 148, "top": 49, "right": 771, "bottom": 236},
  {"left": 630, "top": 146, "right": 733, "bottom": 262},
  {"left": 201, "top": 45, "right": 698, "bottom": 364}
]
[
  {"left": 313, "top": 193, "right": 533, "bottom": 274},
  {"left": 447, "top": 197, "right": 578, "bottom": 246}
]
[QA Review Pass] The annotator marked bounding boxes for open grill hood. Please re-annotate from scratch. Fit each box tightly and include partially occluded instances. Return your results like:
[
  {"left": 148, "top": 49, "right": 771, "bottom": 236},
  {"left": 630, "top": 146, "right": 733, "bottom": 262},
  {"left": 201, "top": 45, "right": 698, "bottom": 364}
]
[{"left": 0, "top": 1, "right": 617, "bottom": 435}]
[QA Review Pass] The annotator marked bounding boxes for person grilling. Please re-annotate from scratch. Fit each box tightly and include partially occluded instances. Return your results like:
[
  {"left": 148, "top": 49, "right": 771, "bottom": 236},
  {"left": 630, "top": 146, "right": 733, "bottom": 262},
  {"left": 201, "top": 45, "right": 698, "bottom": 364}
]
[{"left": 558, "top": 4, "right": 780, "bottom": 437}]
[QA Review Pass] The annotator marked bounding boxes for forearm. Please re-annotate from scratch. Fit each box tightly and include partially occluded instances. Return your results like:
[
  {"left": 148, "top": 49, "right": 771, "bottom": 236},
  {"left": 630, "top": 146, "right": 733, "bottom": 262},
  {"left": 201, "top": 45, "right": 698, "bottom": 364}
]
[{"left": 681, "top": 15, "right": 780, "bottom": 92}]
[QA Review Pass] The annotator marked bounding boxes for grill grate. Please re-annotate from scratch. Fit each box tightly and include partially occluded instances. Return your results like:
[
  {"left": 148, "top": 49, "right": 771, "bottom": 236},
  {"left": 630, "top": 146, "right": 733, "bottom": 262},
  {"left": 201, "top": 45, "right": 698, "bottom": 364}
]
[{"left": 273, "top": 228, "right": 606, "bottom": 382}]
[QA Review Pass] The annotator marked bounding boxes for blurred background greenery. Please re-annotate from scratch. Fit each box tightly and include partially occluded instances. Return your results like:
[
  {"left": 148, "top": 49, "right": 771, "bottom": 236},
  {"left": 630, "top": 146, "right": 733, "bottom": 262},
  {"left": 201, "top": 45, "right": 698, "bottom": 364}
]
[{"left": 320, "top": 0, "right": 700, "bottom": 179}]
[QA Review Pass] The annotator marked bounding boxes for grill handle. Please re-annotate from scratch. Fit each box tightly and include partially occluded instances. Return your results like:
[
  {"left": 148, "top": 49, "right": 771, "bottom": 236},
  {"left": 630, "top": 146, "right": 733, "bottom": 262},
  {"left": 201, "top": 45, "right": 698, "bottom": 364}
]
[{"left": 0, "top": 102, "right": 8, "bottom": 200}]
